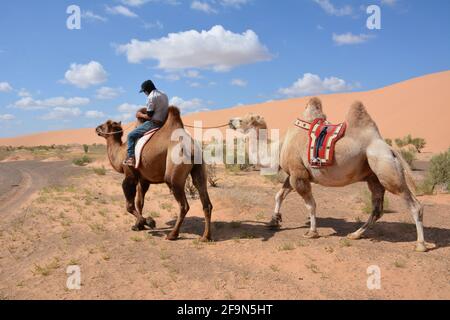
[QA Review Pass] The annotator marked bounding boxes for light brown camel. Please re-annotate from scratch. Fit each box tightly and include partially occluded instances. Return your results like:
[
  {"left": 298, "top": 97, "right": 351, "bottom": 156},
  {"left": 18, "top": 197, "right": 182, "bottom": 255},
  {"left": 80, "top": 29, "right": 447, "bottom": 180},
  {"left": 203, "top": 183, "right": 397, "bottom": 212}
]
[
  {"left": 95, "top": 106, "right": 213, "bottom": 241},
  {"left": 234, "top": 98, "right": 426, "bottom": 252}
]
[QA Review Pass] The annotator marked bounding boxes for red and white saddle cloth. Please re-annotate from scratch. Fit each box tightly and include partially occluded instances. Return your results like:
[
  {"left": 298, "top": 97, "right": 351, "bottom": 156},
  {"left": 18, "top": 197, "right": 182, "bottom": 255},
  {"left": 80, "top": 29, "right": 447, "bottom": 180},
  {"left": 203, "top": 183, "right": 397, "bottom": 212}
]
[
  {"left": 294, "top": 118, "right": 347, "bottom": 168},
  {"left": 135, "top": 128, "right": 160, "bottom": 169}
]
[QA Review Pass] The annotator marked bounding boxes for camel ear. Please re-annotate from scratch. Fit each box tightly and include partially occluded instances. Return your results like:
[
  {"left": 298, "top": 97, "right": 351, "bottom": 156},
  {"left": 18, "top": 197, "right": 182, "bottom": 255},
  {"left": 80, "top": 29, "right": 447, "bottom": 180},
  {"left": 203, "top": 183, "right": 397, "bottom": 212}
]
[{"left": 118, "top": 121, "right": 122, "bottom": 126}]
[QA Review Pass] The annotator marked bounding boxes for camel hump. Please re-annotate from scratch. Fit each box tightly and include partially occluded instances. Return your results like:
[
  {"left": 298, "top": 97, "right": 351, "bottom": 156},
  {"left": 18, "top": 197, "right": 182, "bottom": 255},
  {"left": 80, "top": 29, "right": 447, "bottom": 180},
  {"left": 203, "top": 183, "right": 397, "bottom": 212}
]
[
  {"left": 166, "top": 106, "right": 183, "bottom": 127},
  {"left": 345, "top": 101, "right": 376, "bottom": 129}
]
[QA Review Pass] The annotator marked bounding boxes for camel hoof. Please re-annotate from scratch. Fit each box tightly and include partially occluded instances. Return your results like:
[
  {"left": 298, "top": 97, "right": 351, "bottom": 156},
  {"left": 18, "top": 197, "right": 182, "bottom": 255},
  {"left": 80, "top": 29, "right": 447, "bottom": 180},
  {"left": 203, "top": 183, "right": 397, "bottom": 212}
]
[
  {"left": 415, "top": 242, "right": 427, "bottom": 253},
  {"left": 145, "top": 217, "right": 156, "bottom": 229},
  {"left": 303, "top": 231, "right": 319, "bottom": 239},
  {"left": 199, "top": 236, "right": 211, "bottom": 243},
  {"left": 166, "top": 233, "right": 179, "bottom": 241},
  {"left": 267, "top": 219, "right": 281, "bottom": 229},
  {"left": 347, "top": 232, "right": 362, "bottom": 240}
]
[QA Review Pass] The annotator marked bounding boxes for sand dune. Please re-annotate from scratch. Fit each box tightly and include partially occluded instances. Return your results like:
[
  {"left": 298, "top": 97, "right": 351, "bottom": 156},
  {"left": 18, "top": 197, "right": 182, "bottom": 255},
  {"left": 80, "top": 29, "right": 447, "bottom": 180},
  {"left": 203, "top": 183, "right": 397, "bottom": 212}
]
[{"left": 1, "top": 71, "right": 449, "bottom": 152}]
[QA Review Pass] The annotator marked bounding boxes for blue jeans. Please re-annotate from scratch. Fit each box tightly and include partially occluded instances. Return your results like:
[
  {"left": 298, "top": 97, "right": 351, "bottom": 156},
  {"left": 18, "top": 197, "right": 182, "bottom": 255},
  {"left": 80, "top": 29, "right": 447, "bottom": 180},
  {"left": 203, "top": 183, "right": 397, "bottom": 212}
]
[{"left": 127, "top": 121, "right": 162, "bottom": 158}]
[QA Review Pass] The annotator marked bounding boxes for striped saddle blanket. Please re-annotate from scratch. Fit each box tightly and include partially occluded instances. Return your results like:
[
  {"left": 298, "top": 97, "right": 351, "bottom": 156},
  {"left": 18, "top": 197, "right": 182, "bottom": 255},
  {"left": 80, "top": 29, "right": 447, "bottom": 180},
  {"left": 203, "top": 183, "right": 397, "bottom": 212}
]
[{"left": 294, "top": 118, "right": 346, "bottom": 168}]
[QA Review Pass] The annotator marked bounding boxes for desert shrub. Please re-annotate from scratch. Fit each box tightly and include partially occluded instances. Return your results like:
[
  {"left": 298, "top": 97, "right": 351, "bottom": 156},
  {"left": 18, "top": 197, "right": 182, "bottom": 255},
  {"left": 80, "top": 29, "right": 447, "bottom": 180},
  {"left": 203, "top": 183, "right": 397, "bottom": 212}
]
[
  {"left": 399, "top": 149, "right": 416, "bottom": 167},
  {"left": 83, "top": 144, "right": 89, "bottom": 154},
  {"left": 72, "top": 155, "right": 92, "bottom": 166},
  {"left": 206, "top": 164, "right": 220, "bottom": 187},
  {"left": 93, "top": 166, "right": 106, "bottom": 176},
  {"left": 385, "top": 138, "right": 393, "bottom": 147},
  {"left": 395, "top": 135, "right": 426, "bottom": 153},
  {"left": 185, "top": 176, "right": 198, "bottom": 199},
  {"left": 418, "top": 149, "right": 450, "bottom": 195},
  {"left": 395, "top": 138, "right": 406, "bottom": 148}
]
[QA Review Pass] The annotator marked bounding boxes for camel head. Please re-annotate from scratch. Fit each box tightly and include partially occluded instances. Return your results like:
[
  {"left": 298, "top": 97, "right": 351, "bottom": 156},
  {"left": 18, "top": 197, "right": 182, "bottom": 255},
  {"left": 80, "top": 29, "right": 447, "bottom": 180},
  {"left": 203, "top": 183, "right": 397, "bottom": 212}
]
[
  {"left": 96, "top": 120, "right": 123, "bottom": 139},
  {"left": 229, "top": 113, "right": 268, "bottom": 133},
  {"left": 304, "top": 97, "right": 327, "bottom": 122}
]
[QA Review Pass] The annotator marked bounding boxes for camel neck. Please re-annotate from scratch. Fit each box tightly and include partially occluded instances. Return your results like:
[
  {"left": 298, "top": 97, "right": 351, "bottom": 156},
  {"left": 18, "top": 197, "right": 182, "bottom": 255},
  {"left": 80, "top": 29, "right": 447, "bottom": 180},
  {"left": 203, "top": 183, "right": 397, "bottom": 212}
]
[{"left": 106, "top": 135, "right": 125, "bottom": 173}]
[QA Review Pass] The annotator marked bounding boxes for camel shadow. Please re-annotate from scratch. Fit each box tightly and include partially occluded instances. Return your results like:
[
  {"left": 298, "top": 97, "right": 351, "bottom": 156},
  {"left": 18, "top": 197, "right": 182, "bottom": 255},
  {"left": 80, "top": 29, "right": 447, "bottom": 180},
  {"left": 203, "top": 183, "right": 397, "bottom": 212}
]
[
  {"left": 313, "top": 217, "right": 450, "bottom": 250},
  {"left": 148, "top": 217, "right": 301, "bottom": 242}
]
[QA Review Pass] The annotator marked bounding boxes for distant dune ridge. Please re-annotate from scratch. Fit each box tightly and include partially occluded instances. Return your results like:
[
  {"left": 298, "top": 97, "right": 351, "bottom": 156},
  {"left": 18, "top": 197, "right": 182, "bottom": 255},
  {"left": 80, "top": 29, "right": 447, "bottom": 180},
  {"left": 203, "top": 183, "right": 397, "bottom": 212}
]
[{"left": 1, "top": 71, "right": 449, "bottom": 152}]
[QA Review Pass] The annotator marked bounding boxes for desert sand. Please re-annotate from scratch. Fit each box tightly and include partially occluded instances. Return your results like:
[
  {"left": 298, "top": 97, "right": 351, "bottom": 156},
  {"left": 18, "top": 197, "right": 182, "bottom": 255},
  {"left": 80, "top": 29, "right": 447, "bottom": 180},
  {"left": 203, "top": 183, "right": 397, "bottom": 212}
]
[{"left": 0, "top": 71, "right": 449, "bottom": 152}]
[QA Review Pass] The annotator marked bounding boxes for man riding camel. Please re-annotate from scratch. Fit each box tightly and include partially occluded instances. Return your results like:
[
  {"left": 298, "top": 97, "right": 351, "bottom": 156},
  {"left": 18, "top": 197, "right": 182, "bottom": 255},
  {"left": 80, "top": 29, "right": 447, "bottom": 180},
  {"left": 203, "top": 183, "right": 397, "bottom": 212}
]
[{"left": 123, "top": 80, "right": 169, "bottom": 167}]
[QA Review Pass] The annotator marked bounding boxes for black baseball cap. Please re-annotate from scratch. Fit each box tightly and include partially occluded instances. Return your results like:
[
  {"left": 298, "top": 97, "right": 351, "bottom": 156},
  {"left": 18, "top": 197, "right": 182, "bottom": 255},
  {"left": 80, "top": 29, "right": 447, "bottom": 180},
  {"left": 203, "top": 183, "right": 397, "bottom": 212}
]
[{"left": 139, "top": 80, "right": 156, "bottom": 93}]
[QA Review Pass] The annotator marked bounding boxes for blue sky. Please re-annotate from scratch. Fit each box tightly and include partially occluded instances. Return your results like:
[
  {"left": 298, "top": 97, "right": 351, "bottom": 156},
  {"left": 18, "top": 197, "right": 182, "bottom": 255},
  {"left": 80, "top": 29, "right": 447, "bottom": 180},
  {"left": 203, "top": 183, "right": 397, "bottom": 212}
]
[{"left": 0, "top": 0, "right": 449, "bottom": 137}]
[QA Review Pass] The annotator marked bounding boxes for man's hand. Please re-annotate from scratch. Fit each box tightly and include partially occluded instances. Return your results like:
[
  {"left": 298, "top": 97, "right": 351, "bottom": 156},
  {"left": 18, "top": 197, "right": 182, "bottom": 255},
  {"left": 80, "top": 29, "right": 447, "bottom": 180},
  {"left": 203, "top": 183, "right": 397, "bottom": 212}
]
[{"left": 136, "top": 108, "right": 151, "bottom": 121}]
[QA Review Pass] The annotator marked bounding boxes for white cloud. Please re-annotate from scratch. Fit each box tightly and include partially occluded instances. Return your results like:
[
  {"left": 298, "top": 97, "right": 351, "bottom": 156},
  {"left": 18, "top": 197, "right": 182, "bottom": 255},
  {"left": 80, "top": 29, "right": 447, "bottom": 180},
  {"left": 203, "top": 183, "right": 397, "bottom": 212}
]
[
  {"left": 381, "top": 0, "right": 397, "bottom": 6},
  {"left": 220, "top": 0, "right": 251, "bottom": 9},
  {"left": 82, "top": 11, "right": 107, "bottom": 22},
  {"left": 191, "top": 1, "right": 218, "bottom": 14},
  {"left": 106, "top": 5, "right": 138, "bottom": 18},
  {"left": 189, "top": 82, "right": 201, "bottom": 88},
  {"left": 279, "top": 73, "right": 354, "bottom": 97},
  {"left": 0, "top": 82, "right": 13, "bottom": 92},
  {"left": 40, "top": 107, "right": 82, "bottom": 120},
  {"left": 17, "top": 88, "right": 31, "bottom": 97},
  {"left": 117, "top": 103, "right": 141, "bottom": 113},
  {"left": 64, "top": 61, "right": 108, "bottom": 88},
  {"left": 143, "top": 20, "right": 164, "bottom": 30},
  {"left": 13, "top": 96, "right": 90, "bottom": 110},
  {"left": 313, "top": 0, "right": 353, "bottom": 16},
  {"left": 0, "top": 114, "right": 15, "bottom": 121},
  {"left": 96, "top": 87, "right": 124, "bottom": 100},
  {"left": 85, "top": 110, "right": 106, "bottom": 119},
  {"left": 121, "top": 0, "right": 180, "bottom": 6},
  {"left": 332, "top": 32, "right": 372, "bottom": 45},
  {"left": 117, "top": 25, "right": 271, "bottom": 72},
  {"left": 170, "top": 96, "right": 208, "bottom": 113},
  {"left": 231, "top": 78, "right": 247, "bottom": 87}
]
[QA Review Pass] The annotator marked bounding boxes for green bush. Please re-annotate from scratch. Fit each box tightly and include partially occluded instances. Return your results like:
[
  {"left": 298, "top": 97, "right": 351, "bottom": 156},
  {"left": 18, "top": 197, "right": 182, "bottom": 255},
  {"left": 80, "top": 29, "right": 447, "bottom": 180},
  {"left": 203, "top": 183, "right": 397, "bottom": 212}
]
[
  {"left": 93, "top": 166, "right": 106, "bottom": 175},
  {"left": 399, "top": 149, "right": 416, "bottom": 167},
  {"left": 72, "top": 155, "right": 92, "bottom": 166},
  {"left": 83, "top": 144, "right": 89, "bottom": 154},
  {"left": 395, "top": 135, "right": 426, "bottom": 152},
  {"left": 385, "top": 138, "right": 393, "bottom": 147}
]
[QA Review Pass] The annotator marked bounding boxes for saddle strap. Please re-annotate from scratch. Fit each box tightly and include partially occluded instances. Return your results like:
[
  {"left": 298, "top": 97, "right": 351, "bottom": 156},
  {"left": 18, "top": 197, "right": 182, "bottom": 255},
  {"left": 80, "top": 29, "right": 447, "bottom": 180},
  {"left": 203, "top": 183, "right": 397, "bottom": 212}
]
[{"left": 294, "top": 119, "right": 311, "bottom": 131}]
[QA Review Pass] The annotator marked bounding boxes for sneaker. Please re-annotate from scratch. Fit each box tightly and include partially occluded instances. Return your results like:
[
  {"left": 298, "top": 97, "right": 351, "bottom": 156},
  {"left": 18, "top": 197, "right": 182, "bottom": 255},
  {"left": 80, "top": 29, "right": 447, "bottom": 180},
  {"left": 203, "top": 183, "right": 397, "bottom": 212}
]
[{"left": 123, "top": 157, "right": 136, "bottom": 167}]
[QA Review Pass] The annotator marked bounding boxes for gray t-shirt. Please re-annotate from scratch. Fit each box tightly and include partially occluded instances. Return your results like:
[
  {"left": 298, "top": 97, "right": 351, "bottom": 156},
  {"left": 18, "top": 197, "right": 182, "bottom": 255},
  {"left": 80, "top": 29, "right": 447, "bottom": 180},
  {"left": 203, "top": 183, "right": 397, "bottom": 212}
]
[{"left": 147, "top": 89, "right": 169, "bottom": 123}]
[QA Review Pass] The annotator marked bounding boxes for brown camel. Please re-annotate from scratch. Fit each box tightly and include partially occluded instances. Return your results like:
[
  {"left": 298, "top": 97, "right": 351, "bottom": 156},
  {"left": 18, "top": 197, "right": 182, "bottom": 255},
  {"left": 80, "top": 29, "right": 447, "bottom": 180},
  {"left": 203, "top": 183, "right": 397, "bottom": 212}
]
[
  {"left": 95, "top": 106, "right": 213, "bottom": 241},
  {"left": 233, "top": 98, "right": 426, "bottom": 252}
]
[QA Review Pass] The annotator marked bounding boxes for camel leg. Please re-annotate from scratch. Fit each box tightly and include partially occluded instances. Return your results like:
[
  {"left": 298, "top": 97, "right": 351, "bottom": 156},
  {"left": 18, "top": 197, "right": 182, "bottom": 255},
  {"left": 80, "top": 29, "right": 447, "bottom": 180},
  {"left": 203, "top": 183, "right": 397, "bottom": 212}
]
[
  {"left": 348, "top": 175, "right": 385, "bottom": 240},
  {"left": 167, "top": 184, "right": 190, "bottom": 241},
  {"left": 191, "top": 165, "right": 213, "bottom": 242},
  {"left": 136, "top": 179, "right": 156, "bottom": 229},
  {"left": 291, "top": 177, "right": 319, "bottom": 239},
  {"left": 268, "top": 176, "right": 292, "bottom": 229},
  {"left": 122, "top": 175, "right": 146, "bottom": 231},
  {"left": 367, "top": 141, "right": 426, "bottom": 252},
  {"left": 403, "top": 190, "right": 426, "bottom": 252}
]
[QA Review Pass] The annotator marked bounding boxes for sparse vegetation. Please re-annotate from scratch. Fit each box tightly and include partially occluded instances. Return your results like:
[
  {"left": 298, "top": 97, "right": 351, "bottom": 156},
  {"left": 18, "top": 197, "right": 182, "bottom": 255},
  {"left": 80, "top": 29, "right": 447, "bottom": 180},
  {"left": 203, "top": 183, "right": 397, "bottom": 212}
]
[
  {"left": 279, "top": 242, "right": 295, "bottom": 251},
  {"left": 185, "top": 176, "right": 199, "bottom": 199},
  {"left": 83, "top": 144, "right": 89, "bottom": 154},
  {"left": 72, "top": 155, "right": 92, "bottom": 166},
  {"left": 399, "top": 149, "right": 417, "bottom": 167},
  {"left": 93, "top": 166, "right": 106, "bottom": 175},
  {"left": 418, "top": 149, "right": 450, "bottom": 194},
  {"left": 385, "top": 138, "right": 393, "bottom": 147},
  {"left": 395, "top": 134, "right": 426, "bottom": 153},
  {"left": 207, "top": 164, "right": 220, "bottom": 187}
]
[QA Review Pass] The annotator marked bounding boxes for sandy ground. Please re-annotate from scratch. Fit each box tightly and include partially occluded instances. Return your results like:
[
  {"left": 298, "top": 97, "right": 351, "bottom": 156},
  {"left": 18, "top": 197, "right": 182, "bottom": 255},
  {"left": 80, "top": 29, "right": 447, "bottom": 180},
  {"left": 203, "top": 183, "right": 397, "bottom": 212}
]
[
  {"left": 0, "top": 157, "right": 448, "bottom": 300},
  {"left": 0, "top": 71, "right": 449, "bottom": 153}
]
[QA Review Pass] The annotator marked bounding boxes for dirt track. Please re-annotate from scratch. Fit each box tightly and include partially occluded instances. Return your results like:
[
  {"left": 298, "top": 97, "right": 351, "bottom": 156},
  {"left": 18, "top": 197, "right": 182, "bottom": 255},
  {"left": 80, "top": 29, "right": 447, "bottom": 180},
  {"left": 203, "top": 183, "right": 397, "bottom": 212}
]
[{"left": 0, "top": 161, "right": 84, "bottom": 216}]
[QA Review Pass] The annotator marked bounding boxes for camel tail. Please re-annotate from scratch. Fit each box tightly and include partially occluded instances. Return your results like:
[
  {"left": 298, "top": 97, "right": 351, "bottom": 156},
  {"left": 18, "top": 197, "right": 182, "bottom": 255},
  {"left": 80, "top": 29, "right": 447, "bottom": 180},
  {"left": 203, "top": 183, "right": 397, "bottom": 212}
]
[{"left": 391, "top": 148, "right": 417, "bottom": 193}]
